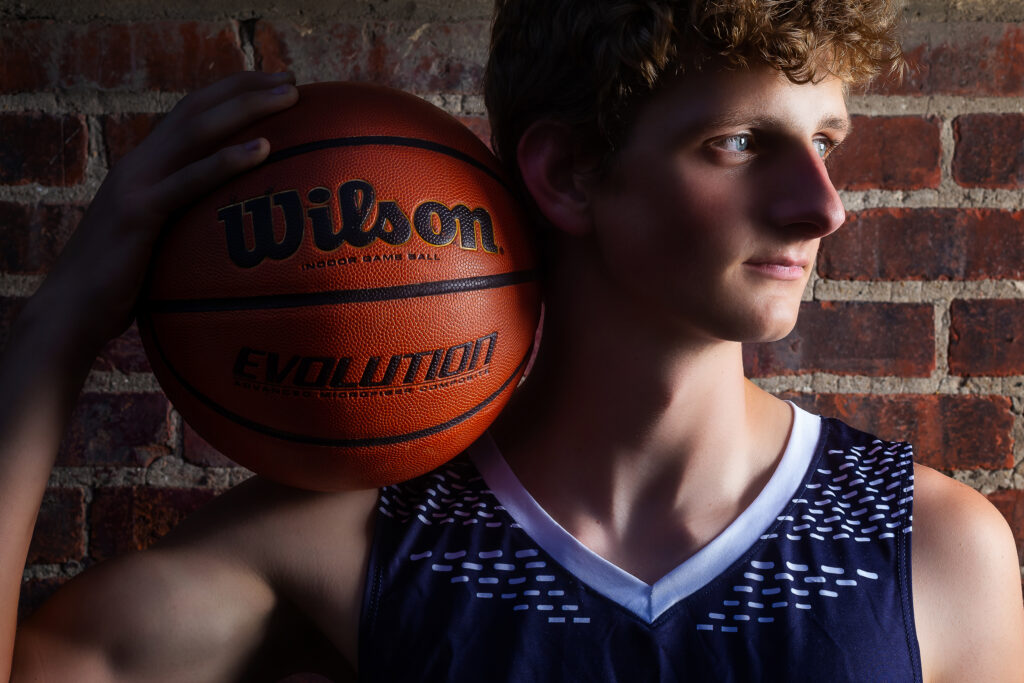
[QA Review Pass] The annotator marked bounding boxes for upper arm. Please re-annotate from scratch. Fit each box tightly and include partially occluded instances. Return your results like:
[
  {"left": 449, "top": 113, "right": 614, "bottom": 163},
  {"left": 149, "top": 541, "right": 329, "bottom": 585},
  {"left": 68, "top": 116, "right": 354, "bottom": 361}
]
[
  {"left": 11, "top": 477, "right": 376, "bottom": 682},
  {"left": 12, "top": 546, "right": 278, "bottom": 683},
  {"left": 912, "top": 464, "right": 1024, "bottom": 683}
]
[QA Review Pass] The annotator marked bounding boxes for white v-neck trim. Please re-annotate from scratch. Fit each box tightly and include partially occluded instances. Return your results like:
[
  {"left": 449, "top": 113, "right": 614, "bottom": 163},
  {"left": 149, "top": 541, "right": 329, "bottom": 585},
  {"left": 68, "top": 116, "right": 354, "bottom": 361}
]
[{"left": 468, "top": 402, "right": 822, "bottom": 624}]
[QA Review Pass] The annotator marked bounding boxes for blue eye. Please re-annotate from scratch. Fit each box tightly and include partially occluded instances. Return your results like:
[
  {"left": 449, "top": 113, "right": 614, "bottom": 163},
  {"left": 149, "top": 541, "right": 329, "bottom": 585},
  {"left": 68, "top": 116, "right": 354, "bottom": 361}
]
[
  {"left": 813, "top": 138, "right": 832, "bottom": 159},
  {"left": 722, "top": 134, "right": 750, "bottom": 152}
]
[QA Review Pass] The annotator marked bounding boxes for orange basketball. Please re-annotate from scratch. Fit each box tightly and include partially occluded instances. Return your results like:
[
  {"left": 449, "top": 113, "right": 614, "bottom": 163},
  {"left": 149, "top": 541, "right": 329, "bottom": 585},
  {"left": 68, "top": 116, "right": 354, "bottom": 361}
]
[{"left": 138, "top": 81, "right": 541, "bottom": 491}]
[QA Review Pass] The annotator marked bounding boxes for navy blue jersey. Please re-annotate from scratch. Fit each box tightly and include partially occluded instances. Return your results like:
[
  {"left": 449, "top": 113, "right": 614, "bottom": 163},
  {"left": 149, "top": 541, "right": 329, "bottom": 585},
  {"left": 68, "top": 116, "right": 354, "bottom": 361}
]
[{"left": 359, "top": 405, "right": 921, "bottom": 682}]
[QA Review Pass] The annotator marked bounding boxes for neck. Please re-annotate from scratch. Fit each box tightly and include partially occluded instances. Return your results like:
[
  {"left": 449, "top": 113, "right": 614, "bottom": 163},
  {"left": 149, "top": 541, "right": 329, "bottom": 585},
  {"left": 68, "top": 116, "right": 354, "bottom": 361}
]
[{"left": 491, "top": 242, "right": 792, "bottom": 580}]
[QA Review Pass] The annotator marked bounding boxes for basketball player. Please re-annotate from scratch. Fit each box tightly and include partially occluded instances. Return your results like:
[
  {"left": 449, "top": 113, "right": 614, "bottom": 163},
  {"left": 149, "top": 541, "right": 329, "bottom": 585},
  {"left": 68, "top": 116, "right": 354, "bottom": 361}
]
[{"left": 3, "top": 0, "right": 1023, "bottom": 680}]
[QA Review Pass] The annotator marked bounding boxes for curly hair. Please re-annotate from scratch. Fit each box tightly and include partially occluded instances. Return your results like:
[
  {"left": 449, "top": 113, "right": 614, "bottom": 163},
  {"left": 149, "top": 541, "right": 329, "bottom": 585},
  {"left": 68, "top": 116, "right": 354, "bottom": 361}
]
[{"left": 485, "top": 0, "right": 904, "bottom": 194}]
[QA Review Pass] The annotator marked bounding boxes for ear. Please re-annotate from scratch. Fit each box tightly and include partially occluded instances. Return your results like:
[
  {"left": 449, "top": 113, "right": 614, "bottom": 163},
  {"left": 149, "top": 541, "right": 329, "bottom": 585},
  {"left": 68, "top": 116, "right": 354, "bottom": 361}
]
[{"left": 516, "top": 120, "right": 594, "bottom": 236}]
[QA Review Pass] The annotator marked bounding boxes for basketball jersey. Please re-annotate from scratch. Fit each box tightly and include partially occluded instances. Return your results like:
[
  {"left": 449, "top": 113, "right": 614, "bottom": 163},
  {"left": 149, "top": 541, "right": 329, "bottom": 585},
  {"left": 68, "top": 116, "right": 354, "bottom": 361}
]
[{"left": 359, "top": 405, "right": 922, "bottom": 682}]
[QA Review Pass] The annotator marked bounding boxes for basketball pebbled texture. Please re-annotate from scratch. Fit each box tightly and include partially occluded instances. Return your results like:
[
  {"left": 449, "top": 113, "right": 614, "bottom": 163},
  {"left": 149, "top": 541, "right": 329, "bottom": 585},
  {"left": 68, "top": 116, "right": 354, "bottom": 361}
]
[{"left": 138, "top": 81, "right": 541, "bottom": 491}]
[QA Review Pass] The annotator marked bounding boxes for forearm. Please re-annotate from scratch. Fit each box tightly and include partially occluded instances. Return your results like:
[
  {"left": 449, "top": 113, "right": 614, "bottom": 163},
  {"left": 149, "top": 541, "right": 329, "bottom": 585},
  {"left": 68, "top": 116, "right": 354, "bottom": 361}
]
[
  {"left": 0, "top": 70, "right": 298, "bottom": 680},
  {"left": 0, "top": 283, "right": 103, "bottom": 679}
]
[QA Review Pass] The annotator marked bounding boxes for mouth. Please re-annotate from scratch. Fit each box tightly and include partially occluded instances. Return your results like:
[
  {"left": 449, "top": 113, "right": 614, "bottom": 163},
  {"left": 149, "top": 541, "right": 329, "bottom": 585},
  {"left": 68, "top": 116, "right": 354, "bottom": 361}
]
[{"left": 743, "top": 255, "right": 811, "bottom": 281}]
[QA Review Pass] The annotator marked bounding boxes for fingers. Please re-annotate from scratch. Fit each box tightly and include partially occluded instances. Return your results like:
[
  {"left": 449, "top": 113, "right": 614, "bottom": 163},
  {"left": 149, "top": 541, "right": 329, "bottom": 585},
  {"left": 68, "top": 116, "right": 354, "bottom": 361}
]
[
  {"left": 164, "top": 70, "right": 295, "bottom": 127},
  {"left": 171, "top": 81, "right": 299, "bottom": 164},
  {"left": 149, "top": 137, "right": 270, "bottom": 218},
  {"left": 149, "top": 72, "right": 299, "bottom": 177},
  {"left": 108, "top": 70, "right": 300, "bottom": 219}
]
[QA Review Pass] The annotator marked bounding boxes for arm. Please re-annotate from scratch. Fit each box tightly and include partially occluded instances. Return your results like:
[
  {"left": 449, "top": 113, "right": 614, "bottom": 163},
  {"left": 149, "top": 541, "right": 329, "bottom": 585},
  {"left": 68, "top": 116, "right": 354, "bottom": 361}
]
[
  {"left": 912, "top": 463, "right": 1024, "bottom": 683},
  {"left": 0, "top": 69, "right": 300, "bottom": 680},
  {"left": 13, "top": 476, "right": 375, "bottom": 682}
]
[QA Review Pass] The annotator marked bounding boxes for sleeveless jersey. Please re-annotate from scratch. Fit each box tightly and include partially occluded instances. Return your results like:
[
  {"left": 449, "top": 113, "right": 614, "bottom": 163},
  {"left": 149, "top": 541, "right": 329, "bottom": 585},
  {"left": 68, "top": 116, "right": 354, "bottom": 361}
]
[{"left": 359, "top": 405, "right": 921, "bottom": 682}]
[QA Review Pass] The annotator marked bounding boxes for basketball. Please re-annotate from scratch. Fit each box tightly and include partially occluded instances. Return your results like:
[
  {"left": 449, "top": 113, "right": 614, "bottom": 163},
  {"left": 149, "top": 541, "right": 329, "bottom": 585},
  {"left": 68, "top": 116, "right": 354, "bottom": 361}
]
[{"left": 138, "top": 81, "right": 541, "bottom": 491}]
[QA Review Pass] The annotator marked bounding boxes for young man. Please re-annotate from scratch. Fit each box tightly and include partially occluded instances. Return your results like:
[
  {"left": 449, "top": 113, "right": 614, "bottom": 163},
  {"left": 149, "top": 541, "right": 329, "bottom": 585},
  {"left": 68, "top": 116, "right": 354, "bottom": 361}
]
[{"left": 3, "top": 0, "right": 1023, "bottom": 681}]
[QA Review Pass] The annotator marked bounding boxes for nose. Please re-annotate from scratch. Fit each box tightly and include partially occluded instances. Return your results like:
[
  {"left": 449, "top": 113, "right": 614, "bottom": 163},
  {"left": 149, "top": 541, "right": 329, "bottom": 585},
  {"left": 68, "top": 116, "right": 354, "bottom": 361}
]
[{"left": 764, "top": 144, "right": 846, "bottom": 238}]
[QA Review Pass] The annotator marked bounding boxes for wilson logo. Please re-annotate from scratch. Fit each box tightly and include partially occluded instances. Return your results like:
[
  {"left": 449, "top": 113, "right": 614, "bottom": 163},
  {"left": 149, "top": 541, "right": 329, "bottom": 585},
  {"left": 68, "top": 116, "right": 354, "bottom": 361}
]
[
  {"left": 233, "top": 332, "right": 498, "bottom": 390},
  {"left": 219, "top": 180, "right": 500, "bottom": 268}
]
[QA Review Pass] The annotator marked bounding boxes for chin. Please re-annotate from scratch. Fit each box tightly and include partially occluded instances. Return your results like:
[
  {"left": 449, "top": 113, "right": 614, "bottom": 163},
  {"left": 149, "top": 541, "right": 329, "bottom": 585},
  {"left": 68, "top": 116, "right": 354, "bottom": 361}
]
[{"left": 704, "top": 304, "right": 800, "bottom": 344}]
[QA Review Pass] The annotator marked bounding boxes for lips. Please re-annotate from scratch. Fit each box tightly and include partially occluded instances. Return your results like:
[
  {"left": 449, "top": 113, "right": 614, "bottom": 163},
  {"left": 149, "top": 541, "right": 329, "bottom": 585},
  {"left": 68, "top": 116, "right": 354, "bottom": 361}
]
[
  {"left": 744, "top": 254, "right": 811, "bottom": 269},
  {"left": 743, "top": 254, "right": 811, "bottom": 281}
]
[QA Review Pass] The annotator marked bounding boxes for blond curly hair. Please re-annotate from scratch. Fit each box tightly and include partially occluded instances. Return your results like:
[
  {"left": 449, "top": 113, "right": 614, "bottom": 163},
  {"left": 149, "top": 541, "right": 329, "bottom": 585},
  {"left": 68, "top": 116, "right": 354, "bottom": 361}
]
[{"left": 485, "top": 0, "right": 904, "bottom": 189}]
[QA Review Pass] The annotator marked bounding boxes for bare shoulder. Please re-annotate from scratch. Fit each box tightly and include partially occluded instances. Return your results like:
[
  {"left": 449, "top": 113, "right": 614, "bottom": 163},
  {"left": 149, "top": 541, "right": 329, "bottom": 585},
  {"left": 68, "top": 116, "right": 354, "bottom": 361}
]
[
  {"left": 911, "top": 463, "right": 1024, "bottom": 683},
  {"left": 164, "top": 477, "right": 380, "bottom": 666},
  {"left": 14, "top": 478, "right": 378, "bottom": 682}
]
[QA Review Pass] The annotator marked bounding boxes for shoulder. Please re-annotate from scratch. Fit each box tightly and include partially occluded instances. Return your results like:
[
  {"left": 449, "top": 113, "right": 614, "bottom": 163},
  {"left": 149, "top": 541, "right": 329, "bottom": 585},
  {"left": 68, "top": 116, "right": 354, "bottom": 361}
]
[
  {"left": 911, "top": 463, "right": 1024, "bottom": 682},
  {"left": 14, "top": 477, "right": 377, "bottom": 681},
  {"left": 165, "top": 477, "right": 379, "bottom": 665}
]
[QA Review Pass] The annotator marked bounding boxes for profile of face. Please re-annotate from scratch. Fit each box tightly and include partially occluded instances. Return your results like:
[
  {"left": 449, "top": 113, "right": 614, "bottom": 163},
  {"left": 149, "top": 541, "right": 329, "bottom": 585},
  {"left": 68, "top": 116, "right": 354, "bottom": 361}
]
[{"left": 583, "top": 64, "right": 849, "bottom": 345}]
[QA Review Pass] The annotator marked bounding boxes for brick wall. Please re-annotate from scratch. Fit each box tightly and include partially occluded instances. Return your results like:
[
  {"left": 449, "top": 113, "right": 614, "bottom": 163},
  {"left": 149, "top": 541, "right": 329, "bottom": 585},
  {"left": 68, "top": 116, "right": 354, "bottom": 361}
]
[
  {"left": 1, "top": 0, "right": 1021, "bottom": 640},
  {"left": 744, "top": 13, "right": 1024, "bottom": 583}
]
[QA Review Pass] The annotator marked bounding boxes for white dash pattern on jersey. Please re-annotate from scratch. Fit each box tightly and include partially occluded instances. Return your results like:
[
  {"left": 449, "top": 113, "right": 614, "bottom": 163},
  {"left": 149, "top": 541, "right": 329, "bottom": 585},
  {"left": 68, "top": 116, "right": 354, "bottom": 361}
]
[
  {"left": 381, "top": 457, "right": 587, "bottom": 624},
  {"left": 698, "top": 438, "right": 914, "bottom": 633}
]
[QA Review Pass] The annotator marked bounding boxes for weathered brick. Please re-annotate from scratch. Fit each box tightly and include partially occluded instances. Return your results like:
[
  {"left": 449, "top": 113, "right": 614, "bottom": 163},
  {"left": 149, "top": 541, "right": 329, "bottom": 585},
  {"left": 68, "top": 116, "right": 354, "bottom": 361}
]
[
  {"left": 0, "top": 113, "right": 88, "bottom": 186},
  {"left": 253, "top": 20, "right": 488, "bottom": 93},
  {"left": 89, "top": 486, "right": 219, "bottom": 562},
  {"left": 183, "top": 423, "right": 238, "bottom": 468},
  {"left": 952, "top": 114, "right": 1024, "bottom": 188},
  {"left": 56, "top": 393, "right": 173, "bottom": 467},
  {"left": 0, "top": 21, "right": 51, "bottom": 94},
  {"left": 827, "top": 115, "right": 941, "bottom": 190},
  {"left": 102, "top": 113, "right": 163, "bottom": 167},
  {"left": 0, "top": 21, "right": 245, "bottom": 94},
  {"left": 90, "top": 323, "right": 152, "bottom": 374},
  {"left": 949, "top": 300, "right": 1024, "bottom": 376},
  {"left": 0, "top": 202, "right": 85, "bottom": 274},
  {"left": 988, "top": 489, "right": 1024, "bottom": 564},
  {"left": 870, "top": 23, "right": 1024, "bottom": 96},
  {"left": 27, "top": 488, "right": 86, "bottom": 565},
  {"left": 18, "top": 577, "right": 67, "bottom": 624},
  {"left": 786, "top": 393, "right": 1014, "bottom": 470},
  {"left": 743, "top": 302, "right": 935, "bottom": 377},
  {"left": 821, "top": 208, "right": 1024, "bottom": 281}
]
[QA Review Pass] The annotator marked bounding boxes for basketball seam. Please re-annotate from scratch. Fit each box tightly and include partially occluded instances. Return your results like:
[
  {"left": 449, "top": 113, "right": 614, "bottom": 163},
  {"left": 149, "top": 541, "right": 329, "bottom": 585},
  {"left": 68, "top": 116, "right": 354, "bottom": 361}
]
[
  {"left": 265, "top": 135, "right": 507, "bottom": 189},
  {"left": 147, "top": 269, "right": 539, "bottom": 313},
  {"left": 142, "top": 312, "right": 533, "bottom": 448}
]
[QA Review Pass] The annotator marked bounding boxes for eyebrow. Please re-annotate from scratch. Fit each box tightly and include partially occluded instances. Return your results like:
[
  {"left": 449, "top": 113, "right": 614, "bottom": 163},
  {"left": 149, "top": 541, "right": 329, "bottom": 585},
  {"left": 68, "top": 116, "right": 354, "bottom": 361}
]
[
  {"left": 818, "top": 115, "right": 852, "bottom": 134},
  {"left": 687, "top": 111, "right": 853, "bottom": 137}
]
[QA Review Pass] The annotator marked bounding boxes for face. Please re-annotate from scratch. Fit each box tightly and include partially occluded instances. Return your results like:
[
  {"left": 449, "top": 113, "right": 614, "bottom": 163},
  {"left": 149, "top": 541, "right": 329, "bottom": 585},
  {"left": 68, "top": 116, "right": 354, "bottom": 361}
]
[{"left": 583, "top": 64, "right": 849, "bottom": 344}]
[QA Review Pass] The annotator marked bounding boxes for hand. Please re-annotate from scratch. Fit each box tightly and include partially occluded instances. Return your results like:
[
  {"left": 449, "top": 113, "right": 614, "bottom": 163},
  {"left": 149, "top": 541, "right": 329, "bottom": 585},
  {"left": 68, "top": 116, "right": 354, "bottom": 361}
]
[{"left": 38, "top": 70, "right": 300, "bottom": 352}]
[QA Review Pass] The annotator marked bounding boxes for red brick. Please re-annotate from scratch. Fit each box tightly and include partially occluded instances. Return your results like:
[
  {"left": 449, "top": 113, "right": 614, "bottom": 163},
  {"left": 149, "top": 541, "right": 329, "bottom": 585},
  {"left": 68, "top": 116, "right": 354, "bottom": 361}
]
[
  {"left": 987, "top": 489, "right": 1024, "bottom": 564},
  {"left": 827, "top": 116, "right": 941, "bottom": 190},
  {"left": 56, "top": 393, "right": 173, "bottom": 467},
  {"left": 821, "top": 208, "right": 1024, "bottom": 281},
  {"left": 743, "top": 302, "right": 935, "bottom": 377},
  {"left": 952, "top": 114, "right": 1024, "bottom": 188},
  {"left": 254, "top": 20, "right": 487, "bottom": 93},
  {"left": 949, "top": 300, "right": 1024, "bottom": 376},
  {"left": 183, "top": 423, "right": 238, "bottom": 468},
  {"left": 0, "top": 202, "right": 85, "bottom": 274},
  {"left": 786, "top": 393, "right": 1014, "bottom": 470},
  {"left": 871, "top": 23, "right": 1024, "bottom": 96},
  {"left": 0, "top": 21, "right": 245, "bottom": 94},
  {"left": 27, "top": 488, "right": 86, "bottom": 565},
  {"left": 18, "top": 577, "right": 67, "bottom": 624},
  {"left": 89, "top": 486, "right": 220, "bottom": 562},
  {"left": 91, "top": 322, "right": 153, "bottom": 374},
  {"left": 102, "top": 113, "right": 164, "bottom": 167},
  {"left": 0, "top": 21, "right": 51, "bottom": 94},
  {"left": 0, "top": 113, "right": 88, "bottom": 186}
]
